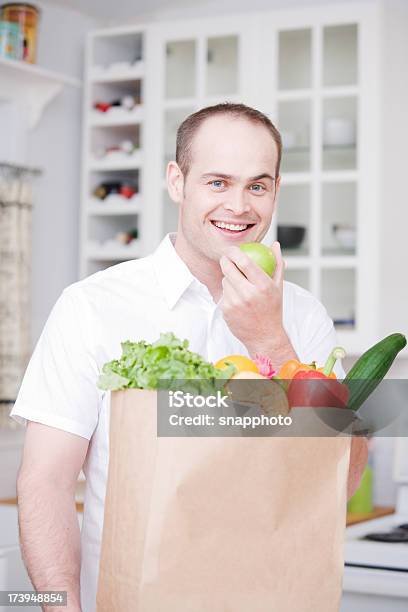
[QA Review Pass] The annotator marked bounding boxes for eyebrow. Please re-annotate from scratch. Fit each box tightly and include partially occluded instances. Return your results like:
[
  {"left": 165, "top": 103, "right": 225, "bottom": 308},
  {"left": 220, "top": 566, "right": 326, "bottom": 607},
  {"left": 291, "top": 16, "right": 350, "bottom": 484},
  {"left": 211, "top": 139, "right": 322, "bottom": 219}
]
[{"left": 201, "top": 172, "right": 276, "bottom": 182}]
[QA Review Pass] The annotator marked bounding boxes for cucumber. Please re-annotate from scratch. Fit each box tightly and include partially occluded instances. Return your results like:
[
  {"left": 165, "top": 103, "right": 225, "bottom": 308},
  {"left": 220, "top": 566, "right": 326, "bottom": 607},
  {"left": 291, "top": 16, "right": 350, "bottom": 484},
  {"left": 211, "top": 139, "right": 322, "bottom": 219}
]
[{"left": 345, "top": 333, "right": 406, "bottom": 411}]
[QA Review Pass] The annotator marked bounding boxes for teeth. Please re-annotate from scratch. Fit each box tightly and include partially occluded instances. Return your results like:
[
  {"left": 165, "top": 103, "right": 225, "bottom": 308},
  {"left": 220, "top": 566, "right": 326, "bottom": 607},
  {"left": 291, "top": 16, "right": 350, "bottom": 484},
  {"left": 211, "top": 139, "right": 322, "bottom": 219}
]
[{"left": 213, "top": 221, "right": 249, "bottom": 231}]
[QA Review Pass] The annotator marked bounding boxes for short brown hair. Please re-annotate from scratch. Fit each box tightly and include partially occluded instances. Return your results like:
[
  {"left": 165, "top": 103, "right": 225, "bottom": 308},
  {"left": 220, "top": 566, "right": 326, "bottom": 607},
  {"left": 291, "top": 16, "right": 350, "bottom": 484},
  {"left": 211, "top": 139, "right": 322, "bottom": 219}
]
[{"left": 176, "top": 102, "right": 282, "bottom": 178}]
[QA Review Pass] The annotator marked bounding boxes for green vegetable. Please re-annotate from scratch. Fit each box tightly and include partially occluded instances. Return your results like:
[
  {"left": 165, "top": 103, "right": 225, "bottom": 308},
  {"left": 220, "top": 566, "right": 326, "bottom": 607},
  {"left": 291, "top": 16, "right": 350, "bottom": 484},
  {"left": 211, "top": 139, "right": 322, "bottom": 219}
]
[
  {"left": 97, "top": 332, "right": 236, "bottom": 395},
  {"left": 344, "top": 333, "right": 407, "bottom": 410}
]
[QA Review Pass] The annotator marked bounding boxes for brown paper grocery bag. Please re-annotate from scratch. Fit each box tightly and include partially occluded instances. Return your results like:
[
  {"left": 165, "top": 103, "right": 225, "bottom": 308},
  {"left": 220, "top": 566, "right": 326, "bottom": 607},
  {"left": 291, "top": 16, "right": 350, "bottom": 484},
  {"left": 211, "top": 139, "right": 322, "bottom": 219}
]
[{"left": 96, "top": 389, "right": 351, "bottom": 612}]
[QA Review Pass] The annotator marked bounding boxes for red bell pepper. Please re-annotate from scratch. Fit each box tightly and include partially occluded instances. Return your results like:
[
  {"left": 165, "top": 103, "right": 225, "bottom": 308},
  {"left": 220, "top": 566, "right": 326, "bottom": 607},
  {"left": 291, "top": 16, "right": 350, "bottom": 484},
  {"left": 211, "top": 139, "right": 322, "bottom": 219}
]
[{"left": 287, "top": 347, "right": 349, "bottom": 408}]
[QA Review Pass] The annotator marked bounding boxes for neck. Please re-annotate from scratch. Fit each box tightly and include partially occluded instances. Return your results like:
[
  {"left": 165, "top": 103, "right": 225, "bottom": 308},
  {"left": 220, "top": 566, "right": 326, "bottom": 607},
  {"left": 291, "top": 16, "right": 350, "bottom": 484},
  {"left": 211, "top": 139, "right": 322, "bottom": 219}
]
[{"left": 173, "top": 232, "right": 223, "bottom": 302}]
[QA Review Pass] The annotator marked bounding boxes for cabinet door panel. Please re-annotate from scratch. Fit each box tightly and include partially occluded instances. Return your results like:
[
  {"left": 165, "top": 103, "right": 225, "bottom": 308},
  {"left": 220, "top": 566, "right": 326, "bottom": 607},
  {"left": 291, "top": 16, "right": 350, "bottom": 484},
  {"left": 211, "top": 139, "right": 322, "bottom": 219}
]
[
  {"left": 323, "top": 24, "right": 358, "bottom": 87},
  {"left": 206, "top": 35, "right": 239, "bottom": 96},
  {"left": 278, "top": 99, "right": 311, "bottom": 173},
  {"left": 278, "top": 28, "right": 312, "bottom": 90},
  {"left": 165, "top": 40, "right": 197, "bottom": 99},
  {"left": 323, "top": 96, "right": 357, "bottom": 171}
]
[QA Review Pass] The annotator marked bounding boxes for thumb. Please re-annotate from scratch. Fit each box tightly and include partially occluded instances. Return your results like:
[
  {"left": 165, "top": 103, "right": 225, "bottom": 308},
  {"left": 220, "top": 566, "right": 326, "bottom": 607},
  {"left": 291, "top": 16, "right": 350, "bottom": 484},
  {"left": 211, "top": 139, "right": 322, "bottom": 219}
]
[{"left": 271, "top": 241, "right": 285, "bottom": 286}]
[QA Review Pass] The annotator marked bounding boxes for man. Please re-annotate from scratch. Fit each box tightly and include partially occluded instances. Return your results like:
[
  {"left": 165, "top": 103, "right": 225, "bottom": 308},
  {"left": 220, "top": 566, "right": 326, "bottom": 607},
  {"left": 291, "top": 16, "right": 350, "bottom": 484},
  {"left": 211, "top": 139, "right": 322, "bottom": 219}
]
[{"left": 11, "top": 103, "right": 367, "bottom": 612}]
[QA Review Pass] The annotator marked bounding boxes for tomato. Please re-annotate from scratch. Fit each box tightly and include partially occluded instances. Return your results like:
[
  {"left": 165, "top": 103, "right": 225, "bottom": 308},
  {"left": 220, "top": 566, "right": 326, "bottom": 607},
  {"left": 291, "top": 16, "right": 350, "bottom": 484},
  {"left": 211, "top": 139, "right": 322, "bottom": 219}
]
[{"left": 239, "top": 242, "right": 276, "bottom": 277}]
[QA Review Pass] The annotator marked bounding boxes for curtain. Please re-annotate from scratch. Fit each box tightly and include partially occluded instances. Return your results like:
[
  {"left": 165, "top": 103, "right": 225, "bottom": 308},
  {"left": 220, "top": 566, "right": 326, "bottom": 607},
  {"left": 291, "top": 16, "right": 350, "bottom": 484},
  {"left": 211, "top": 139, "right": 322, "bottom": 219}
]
[{"left": 0, "top": 164, "right": 36, "bottom": 428}]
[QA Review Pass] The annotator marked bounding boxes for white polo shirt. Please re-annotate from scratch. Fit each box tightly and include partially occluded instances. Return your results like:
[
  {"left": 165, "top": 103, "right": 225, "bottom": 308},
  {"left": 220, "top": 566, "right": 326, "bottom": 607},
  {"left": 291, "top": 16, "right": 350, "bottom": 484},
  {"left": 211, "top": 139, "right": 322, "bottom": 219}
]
[{"left": 10, "top": 233, "right": 345, "bottom": 611}]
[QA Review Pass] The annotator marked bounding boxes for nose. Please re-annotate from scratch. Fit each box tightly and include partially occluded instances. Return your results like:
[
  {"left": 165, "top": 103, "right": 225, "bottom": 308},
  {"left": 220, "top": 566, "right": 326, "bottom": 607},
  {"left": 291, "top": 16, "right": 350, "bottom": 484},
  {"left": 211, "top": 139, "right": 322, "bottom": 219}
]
[{"left": 222, "top": 188, "right": 251, "bottom": 216}]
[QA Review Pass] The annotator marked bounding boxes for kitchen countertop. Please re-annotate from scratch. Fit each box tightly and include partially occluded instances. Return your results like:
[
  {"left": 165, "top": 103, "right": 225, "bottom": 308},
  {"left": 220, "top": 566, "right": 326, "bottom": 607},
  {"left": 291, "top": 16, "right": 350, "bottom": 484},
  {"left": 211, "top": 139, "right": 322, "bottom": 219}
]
[
  {"left": 0, "top": 497, "right": 84, "bottom": 513},
  {"left": 0, "top": 497, "right": 394, "bottom": 524}
]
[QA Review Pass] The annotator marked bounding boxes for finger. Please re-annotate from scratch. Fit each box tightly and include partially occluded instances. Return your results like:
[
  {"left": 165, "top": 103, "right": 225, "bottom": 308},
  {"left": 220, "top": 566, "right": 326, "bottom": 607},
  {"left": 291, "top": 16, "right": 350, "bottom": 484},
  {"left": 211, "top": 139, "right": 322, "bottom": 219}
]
[
  {"left": 218, "top": 276, "right": 240, "bottom": 310},
  {"left": 271, "top": 241, "right": 285, "bottom": 287},
  {"left": 220, "top": 255, "right": 251, "bottom": 295},
  {"left": 221, "top": 276, "right": 241, "bottom": 304},
  {"left": 224, "top": 246, "right": 272, "bottom": 286}
]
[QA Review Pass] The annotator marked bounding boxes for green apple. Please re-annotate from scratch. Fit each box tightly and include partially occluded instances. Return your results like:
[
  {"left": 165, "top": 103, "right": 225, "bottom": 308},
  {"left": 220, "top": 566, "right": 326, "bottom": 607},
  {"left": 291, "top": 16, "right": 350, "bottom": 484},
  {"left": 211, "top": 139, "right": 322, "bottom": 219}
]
[{"left": 239, "top": 242, "right": 277, "bottom": 277}]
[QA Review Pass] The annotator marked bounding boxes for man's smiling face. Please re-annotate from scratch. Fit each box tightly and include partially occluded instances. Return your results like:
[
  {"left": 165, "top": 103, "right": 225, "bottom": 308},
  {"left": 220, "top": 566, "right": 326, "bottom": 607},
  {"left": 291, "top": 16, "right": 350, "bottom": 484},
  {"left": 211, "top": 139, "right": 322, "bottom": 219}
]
[{"left": 174, "top": 114, "right": 280, "bottom": 263}]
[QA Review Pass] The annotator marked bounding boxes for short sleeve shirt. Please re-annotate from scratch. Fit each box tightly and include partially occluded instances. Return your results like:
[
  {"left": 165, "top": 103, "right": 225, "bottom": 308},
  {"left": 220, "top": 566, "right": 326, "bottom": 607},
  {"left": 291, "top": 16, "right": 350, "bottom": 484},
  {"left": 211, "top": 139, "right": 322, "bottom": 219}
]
[{"left": 10, "top": 233, "right": 345, "bottom": 611}]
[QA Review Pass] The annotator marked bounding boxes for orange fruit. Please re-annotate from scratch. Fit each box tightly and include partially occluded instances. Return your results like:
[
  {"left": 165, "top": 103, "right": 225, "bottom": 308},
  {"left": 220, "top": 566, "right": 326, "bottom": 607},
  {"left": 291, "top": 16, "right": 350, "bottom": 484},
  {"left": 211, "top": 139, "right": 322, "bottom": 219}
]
[{"left": 214, "top": 354, "right": 260, "bottom": 374}]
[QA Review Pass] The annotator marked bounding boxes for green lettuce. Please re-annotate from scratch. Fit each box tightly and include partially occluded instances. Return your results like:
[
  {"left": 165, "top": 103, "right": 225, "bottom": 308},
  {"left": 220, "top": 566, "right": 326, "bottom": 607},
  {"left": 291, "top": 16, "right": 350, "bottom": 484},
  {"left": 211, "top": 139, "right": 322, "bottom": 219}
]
[{"left": 97, "top": 332, "right": 236, "bottom": 394}]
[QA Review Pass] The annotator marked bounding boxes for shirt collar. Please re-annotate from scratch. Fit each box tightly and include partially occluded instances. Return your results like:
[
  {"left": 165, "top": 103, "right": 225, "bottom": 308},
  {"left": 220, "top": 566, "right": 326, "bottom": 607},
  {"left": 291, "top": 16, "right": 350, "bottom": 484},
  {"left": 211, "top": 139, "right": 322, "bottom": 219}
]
[{"left": 152, "top": 233, "right": 196, "bottom": 309}]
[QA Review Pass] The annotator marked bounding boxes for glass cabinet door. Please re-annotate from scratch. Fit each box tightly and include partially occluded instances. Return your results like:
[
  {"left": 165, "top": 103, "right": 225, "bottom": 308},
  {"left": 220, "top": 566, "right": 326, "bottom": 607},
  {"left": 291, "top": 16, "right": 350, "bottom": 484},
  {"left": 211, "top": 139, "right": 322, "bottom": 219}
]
[
  {"left": 278, "top": 100, "right": 311, "bottom": 173},
  {"left": 277, "top": 184, "right": 311, "bottom": 256},
  {"left": 277, "top": 28, "right": 312, "bottom": 175},
  {"left": 165, "top": 40, "right": 197, "bottom": 99},
  {"left": 321, "top": 182, "right": 357, "bottom": 256},
  {"left": 323, "top": 24, "right": 358, "bottom": 87},
  {"left": 163, "top": 107, "right": 195, "bottom": 171},
  {"left": 274, "top": 20, "right": 360, "bottom": 336},
  {"left": 323, "top": 96, "right": 357, "bottom": 171},
  {"left": 278, "top": 29, "right": 312, "bottom": 90},
  {"left": 206, "top": 35, "right": 239, "bottom": 96}
]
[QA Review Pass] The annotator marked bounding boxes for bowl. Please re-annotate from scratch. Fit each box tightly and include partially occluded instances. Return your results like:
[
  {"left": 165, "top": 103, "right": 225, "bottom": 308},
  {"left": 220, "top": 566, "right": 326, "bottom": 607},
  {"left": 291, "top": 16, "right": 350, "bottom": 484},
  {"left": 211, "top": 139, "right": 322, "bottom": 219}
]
[{"left": 277, "top": 225, "right": 306, "bottom": 249}]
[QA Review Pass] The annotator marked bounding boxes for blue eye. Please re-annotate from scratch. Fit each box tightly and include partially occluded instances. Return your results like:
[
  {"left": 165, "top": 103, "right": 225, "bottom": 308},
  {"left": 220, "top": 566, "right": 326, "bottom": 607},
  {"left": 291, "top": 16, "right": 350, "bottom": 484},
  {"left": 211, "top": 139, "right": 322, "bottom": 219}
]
[
  {"left": 250, "top": 184, "right": 265, "bottom": 193},
  {"left": 210, "top": 180, "right": 225, "bottom": 189}
]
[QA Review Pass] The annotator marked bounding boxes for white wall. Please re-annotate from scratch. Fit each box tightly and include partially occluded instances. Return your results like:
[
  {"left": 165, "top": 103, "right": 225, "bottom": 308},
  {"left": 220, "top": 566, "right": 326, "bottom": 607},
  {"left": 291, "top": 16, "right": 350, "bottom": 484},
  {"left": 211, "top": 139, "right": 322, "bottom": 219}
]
[
  {"left": 27, "top": 3, "right": 100, "bottom": 342},
  {"left": 378, "top": 0, "right": 408, "bottom": 368},
  {"left": 369, "top": 0, "right": 408, "bottom": 510}
]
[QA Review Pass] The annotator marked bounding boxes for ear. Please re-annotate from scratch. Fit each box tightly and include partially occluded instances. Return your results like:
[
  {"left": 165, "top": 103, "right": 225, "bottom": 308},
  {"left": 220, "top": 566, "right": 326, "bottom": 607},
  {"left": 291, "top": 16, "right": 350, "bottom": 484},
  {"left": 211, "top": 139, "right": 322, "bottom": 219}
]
[
  {"left": 167, "top": 161, "right": 184, "bottom": 204},
  {"left": 271, "top": 175, "right": 281, "bottom": 216},
  {"left": 274, "top": 175, "right": 281, "bottom": 200}
]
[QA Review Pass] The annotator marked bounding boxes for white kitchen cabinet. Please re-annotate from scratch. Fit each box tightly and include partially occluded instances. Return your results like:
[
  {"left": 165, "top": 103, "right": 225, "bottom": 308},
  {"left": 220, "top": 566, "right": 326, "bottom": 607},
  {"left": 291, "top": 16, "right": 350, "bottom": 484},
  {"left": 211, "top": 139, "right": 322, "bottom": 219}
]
[
  {"left": 79, "top": 27, "right": 146, "bottom": 278},
  {"left": 254, "top": 3, "right": 382, "bottom": 354},
  {"left": 79, "top": 1, "right": 400, "bottom": 354}
]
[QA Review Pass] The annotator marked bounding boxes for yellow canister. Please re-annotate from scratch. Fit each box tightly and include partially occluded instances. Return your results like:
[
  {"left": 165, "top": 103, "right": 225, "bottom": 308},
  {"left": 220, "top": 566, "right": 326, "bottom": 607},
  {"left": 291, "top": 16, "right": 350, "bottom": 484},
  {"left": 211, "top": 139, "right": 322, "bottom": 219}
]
[{"left": 0, "top": 3, "right": 39, "bottom": 63}]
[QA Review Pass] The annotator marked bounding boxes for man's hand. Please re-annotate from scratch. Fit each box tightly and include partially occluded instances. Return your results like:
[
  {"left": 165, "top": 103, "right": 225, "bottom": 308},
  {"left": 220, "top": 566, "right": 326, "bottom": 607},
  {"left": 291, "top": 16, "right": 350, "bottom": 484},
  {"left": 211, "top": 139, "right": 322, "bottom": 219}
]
[{"left": 219, "top": 241, "right": 297, "bottom": 368}]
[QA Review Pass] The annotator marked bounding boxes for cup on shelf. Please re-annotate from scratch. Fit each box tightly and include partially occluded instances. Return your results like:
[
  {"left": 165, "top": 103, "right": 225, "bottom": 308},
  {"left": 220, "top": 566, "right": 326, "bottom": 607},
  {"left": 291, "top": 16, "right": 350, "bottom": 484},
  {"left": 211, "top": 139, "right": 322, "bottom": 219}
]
[
  {"left": 323, "top": 118, "right": 355, "bottom": 147},
  {"left": 332, "top": 224, "right": 356, "bottom": 249}
]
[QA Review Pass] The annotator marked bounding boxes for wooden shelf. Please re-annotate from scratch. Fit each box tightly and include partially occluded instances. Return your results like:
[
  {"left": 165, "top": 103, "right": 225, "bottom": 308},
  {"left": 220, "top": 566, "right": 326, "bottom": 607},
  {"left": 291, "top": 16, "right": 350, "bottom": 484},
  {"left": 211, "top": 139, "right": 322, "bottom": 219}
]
[
  {"left": 0, "top": 57, "right": 80, "bottom": 127},
  {"left": 0, "top": 496, "right": 84, "bottom": 514}
]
